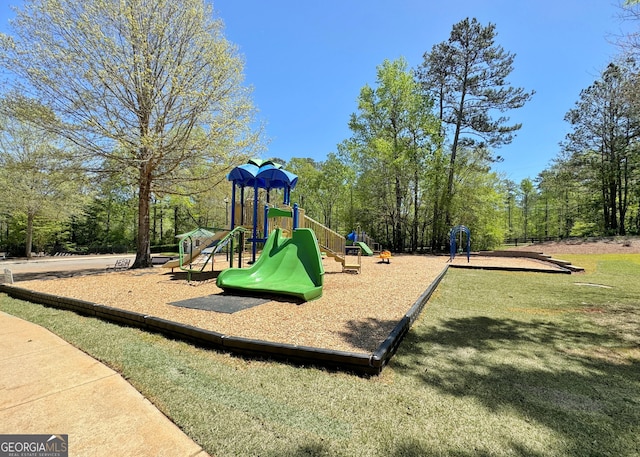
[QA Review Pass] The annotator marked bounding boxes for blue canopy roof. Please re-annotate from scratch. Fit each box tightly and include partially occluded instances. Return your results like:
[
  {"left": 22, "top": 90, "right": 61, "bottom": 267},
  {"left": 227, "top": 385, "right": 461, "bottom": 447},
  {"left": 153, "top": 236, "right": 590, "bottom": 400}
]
[{"left": 227, "top": 159, "right": 298, "bottom": 190}]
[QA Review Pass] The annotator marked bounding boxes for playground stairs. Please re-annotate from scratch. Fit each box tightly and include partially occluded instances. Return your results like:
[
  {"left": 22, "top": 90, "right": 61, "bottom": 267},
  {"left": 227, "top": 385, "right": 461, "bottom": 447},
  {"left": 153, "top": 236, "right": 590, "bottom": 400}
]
[{"left": 301, "top": 215, "right": 361, "bottom": 273}]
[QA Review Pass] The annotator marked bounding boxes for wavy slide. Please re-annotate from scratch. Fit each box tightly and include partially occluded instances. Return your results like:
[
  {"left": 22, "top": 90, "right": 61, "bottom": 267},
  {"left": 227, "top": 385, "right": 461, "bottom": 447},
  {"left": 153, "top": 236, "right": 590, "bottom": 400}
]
[{"left": 216, "top": 228, "right": 324, "bottom": 301}]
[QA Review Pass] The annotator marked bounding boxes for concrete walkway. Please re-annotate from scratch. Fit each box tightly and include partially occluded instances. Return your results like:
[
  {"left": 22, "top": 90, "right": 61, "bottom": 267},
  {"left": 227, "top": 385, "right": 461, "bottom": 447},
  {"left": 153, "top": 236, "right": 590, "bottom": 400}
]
[{"left": 0, "top": 311, "right": 209, "bottom": 457}]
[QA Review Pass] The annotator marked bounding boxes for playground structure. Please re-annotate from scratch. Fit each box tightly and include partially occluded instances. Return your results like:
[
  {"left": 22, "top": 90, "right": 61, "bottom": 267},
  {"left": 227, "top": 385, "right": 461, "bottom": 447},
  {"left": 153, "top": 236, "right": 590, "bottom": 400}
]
[
  {"left": 449, "top": 225, "right": 471, "bottom": 262},
  {"left": 164, "top": 159, "right": 379, "bottom": 299},
  {"left": 217, "top": 159, "right": 325, "bottom": 298},
  {"left": 225, "top": 159, "right": 374, "bottom": 273}
]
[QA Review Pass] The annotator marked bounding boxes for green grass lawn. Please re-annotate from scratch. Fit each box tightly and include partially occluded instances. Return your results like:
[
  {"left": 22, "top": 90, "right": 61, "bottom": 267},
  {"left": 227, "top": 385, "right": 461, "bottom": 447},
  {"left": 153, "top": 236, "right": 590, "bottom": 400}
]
[{"left": 1, "top": 253, "right": 639, "bottom": 456}]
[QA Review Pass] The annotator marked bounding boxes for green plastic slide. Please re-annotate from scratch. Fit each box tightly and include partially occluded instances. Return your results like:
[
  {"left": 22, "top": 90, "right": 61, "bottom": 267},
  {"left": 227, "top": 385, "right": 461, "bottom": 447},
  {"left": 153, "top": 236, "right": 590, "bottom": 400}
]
[
  {"left": 216, "top": 228, "right": 324, "bottom": 301},
  {"left": 356, "top": 241, "right": 374, "bottom": 256}
]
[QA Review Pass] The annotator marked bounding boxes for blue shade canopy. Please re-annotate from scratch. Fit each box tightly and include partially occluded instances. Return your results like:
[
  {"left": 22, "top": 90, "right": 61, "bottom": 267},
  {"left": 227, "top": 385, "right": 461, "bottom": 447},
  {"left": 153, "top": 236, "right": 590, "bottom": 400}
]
[
  {"left": 227, "top": 163, "right": 260, "bottom": 187},
  {"left": 227, "top": 159, "right": 298, "bottom": 190}
]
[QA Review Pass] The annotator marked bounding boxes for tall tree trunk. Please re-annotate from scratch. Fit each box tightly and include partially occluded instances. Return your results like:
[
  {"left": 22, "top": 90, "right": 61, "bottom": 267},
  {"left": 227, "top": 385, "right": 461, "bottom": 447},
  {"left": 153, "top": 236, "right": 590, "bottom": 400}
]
[
  {"left": 430, "top": 198, "right": 440, "bottom": 251},
  {"left": 25, "top": 212, "right": 34, "bottom": 259},
  {"left": 600, "top": 164, "right": 609, "bottom": 233},
  {"left": 152, "top": 197, "right": 157, "bottom": 243},
  {"left": 133, "top": 164, "right": 152, "bottom": 268},
  {"left": 609, "top": 179, "right": 618, "bottom": 234},
  {"left": 160, "top": 206, "right": 164, "bottom": 244},
  {"left": 395, "top": 174, "right": 403, "bottom": 252},
  {"left": 412, "top": 168, "right": 419, "bottom": 253},
  {"left": 444, "top": 88, "right": 466, "bottom": 231},
  {"left": 618, "top": 152, "right": 628, "bottom": 236},
  {"left": 523, "top": 195, "right": 529, "bottom": 240},
  {"left": 106, "top": 197, "right": 112, "bottom": 242},
  {"left": 564, "top": 189, "right": 571, "bottom": 238},
  {"left": 430, "top": 170, "right": 444, "bottom": 251}
]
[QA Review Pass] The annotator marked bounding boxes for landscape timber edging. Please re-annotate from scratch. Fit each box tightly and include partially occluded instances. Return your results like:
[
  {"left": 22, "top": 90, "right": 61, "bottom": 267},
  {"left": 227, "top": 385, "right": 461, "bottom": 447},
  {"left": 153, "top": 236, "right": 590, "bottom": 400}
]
[
  {"left": 369, "top": 265, "right": 449, "bottom": 370},
  {"left": 0, "top": 284, "right": 394, "bottom": 375},
  {"left": 476, "top": 250, "right": 584, "bottom": 272},
  {"left": 0, "top": 258, "right": 570, "bottom": 375}
]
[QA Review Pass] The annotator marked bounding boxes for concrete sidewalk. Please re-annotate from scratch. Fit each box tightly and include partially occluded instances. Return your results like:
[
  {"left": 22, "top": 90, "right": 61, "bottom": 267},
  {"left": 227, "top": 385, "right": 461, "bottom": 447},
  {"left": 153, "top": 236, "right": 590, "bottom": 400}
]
[{"left": 0, "top": 311, "right": 209, "bottom": 457}]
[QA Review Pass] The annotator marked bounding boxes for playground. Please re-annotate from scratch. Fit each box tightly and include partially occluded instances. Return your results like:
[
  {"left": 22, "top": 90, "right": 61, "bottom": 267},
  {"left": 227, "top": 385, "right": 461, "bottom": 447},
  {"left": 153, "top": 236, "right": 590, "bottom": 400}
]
[
  {"left": 5, "top": 252, "right": 566, "bottom": 354},
  {"left": 0, "top": 159, "right": 580, "bottom": 371},
  {"left": 1, "top": 243, "right": 637, "bottom": 456}
]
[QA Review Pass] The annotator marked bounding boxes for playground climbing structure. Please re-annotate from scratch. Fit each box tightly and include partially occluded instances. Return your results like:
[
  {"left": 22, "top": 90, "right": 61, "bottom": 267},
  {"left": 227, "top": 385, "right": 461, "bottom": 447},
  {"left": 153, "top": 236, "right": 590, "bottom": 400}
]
[{"left": 226, "top": 159, "right": 374, "bottom": 274}]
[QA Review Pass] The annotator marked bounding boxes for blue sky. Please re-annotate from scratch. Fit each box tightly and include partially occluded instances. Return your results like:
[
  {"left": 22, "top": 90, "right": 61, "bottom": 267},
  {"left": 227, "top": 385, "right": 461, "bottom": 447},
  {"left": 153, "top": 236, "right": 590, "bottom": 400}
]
[{"left": 1, "top": 1, "right": 635, "bottom": 183}]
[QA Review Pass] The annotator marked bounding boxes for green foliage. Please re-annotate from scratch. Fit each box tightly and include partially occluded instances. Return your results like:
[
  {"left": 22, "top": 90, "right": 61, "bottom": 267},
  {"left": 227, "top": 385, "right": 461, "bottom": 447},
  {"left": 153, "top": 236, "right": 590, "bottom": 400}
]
[
  {"left": 526, "top": 61, "right": 640, "bottom": 238},
  {"left": 450, "top": 161, "right": 506, "bottom": 249},
  {"left": 285, "top": 158, "right": 324, "bottom": 223},
  {"left": 0, "top": 101, "right": 86, "bottom": 256},
  {"left": 569, "top": 221, "right": 600, "bottom": 237},
  {"left": 519, "top": 178, "right": 535, "bottom": 239},
  {"left": 0, "top": 0, "right": 261, "bottom": 266},
  {"left": 562, "top": 62, "right": 640, "bottom": 236},
  {"left": 342, "top": 57, "right": 440, "bottom": 251}
]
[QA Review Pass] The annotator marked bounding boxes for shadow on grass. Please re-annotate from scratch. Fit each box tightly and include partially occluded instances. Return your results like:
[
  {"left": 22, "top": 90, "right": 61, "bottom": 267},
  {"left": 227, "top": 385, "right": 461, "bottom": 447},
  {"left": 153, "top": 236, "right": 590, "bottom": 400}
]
[
  {"left": 275, "top": 440, "right": 494, "bottom": 457},
  {"left": 336, "top": 317, "right": 402, "bottom": 352},
  {"left": 392, "top": 315, "right": 639, "bottom": 457},
  {"left": 280, "top": 438, "right": 549, "bottom": 457},
  {"left": 267, "top": 443, "right": 333, "bottom": 457}
]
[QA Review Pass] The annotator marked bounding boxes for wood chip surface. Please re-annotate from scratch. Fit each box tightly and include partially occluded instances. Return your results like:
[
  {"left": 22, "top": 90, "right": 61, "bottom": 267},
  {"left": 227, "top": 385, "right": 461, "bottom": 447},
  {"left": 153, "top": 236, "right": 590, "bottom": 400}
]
[{"left": 11, "top": 254, "right": 564, "bottom": 353}]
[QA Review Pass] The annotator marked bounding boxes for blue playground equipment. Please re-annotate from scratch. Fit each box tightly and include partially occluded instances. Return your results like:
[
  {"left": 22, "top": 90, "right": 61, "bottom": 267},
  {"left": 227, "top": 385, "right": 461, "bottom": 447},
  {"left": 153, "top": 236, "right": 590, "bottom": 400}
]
[
  {"left": 226, "top": 159, "right": 298, "bottom": 265},
  {"left": 220, "top": 158, "right": 325, "bottom": 301},
  {"left": 449, "top": 225, "right": 471, "bottom": 262}
]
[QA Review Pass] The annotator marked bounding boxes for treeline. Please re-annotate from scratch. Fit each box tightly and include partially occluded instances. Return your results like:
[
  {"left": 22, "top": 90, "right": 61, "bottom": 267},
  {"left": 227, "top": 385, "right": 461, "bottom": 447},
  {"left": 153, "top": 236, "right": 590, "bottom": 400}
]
[
  {"left": 2, "top": 4, "right": 640, "bottom": 259},
  {"left": 293, "top": 14, "right": 640, "bottom": 250}
]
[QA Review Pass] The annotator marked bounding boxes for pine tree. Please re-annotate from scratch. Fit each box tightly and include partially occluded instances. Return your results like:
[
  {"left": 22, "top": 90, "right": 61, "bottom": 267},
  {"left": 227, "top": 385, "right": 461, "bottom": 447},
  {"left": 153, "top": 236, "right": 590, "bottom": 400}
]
[{"left": 417, "top": 18, "right": 533, "bottom": 247}]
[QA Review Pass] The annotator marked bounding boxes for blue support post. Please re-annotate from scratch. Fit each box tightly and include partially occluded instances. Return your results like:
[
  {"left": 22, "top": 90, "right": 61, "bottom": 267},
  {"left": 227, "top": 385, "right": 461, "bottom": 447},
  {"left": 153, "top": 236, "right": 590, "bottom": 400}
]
[
  {"left": 293, "top": 203, "right": 299, "bottom": 230},
  {"left": 238, "top": 186, "right": 245, "bottom": 268},
  {"left": 229, "top": 183, "right": 237, "bottom": 268},
  {"left": 252, "top": 183, "right": 259, "bottom": 263},
  {"left": 230, "top": 183, "right": 236, "bottom": 229}
]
